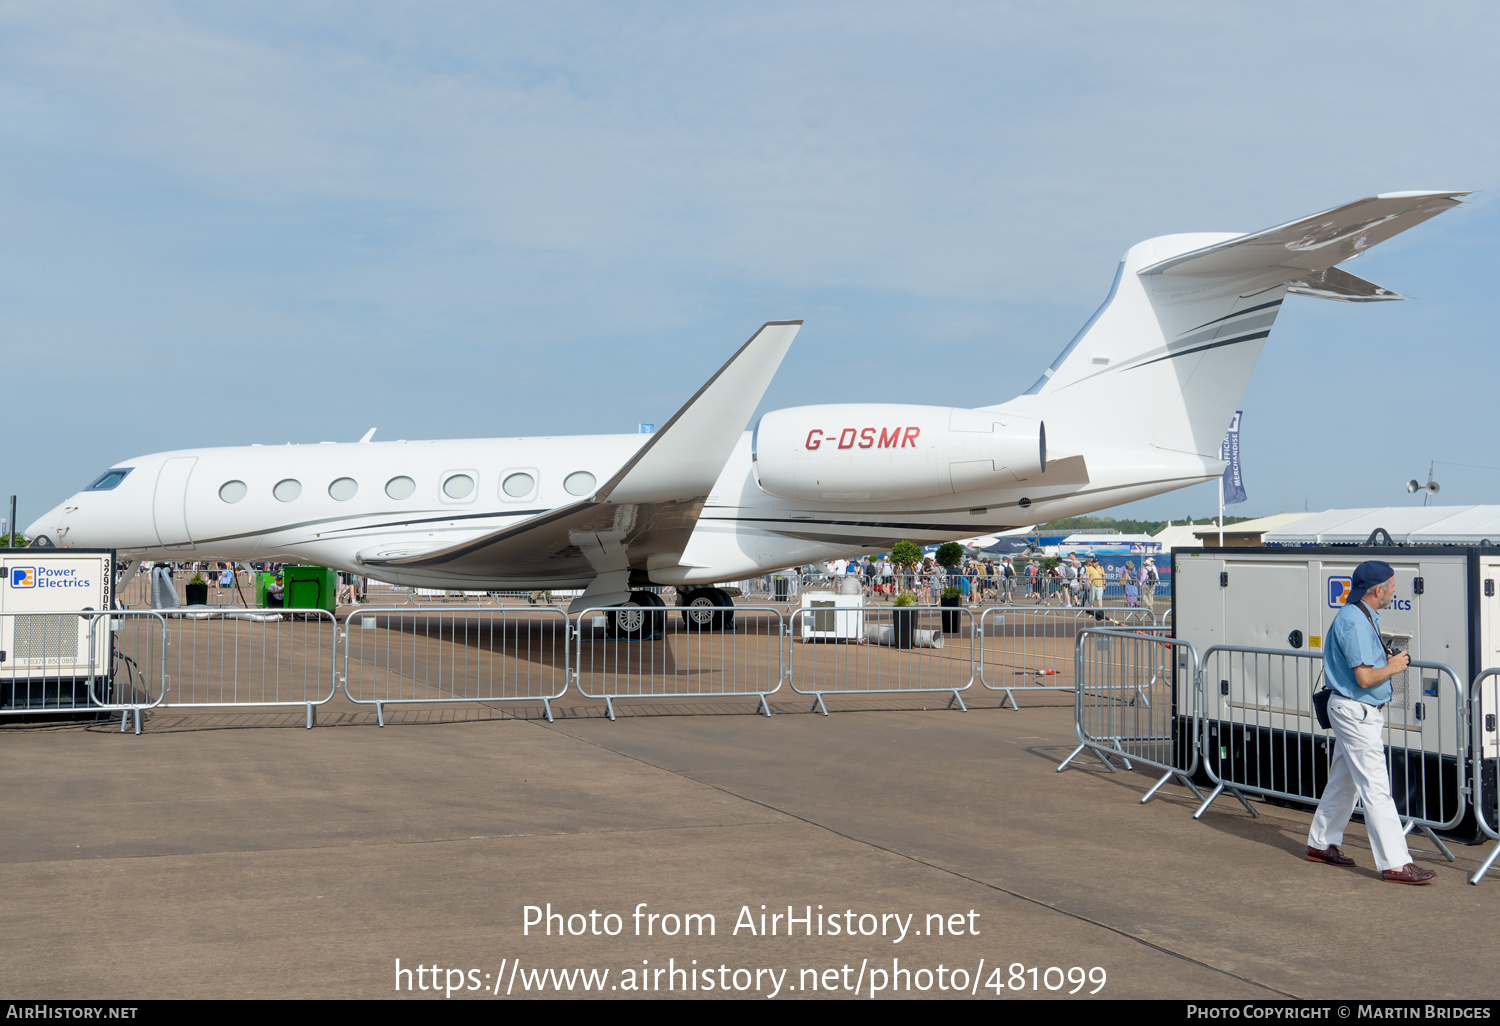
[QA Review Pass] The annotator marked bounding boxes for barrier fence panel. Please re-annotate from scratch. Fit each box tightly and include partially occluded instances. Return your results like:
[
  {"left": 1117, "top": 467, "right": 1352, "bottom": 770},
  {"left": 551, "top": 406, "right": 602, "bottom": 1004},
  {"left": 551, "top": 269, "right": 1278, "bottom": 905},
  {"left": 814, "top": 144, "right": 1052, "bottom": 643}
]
[
  {"left": 798, "top": 570, "right": 1173, "bottom": 611},
  {"left": 1469, "top": 668, "right": 1500, "bottom": 884},
  {"left": 1, "top": 610, "right": 168, "bottom": 734},
  {"left": 1058, "top": 627, "right": 1202, "bottom": 805},
  {"left": 153, "top": 608, "right": 339, "bottom": 728},
  {"left": 731, "top": 575, "right": 801, "bottom": 604},
  {"left": 342, "top": 607, "right": 570, "bottom": 725},
  {"left": 978, "top": 606, "right": 1160, "bottom": 708},
  {"left": 573, "top": 606, "right": 784, "bottom": 719},
  {"left": 1195, "top": 646, "right": 1465, "bottom": 859},
  {"left": 788, "top": 605, "right": 974, "bottom": 715}
]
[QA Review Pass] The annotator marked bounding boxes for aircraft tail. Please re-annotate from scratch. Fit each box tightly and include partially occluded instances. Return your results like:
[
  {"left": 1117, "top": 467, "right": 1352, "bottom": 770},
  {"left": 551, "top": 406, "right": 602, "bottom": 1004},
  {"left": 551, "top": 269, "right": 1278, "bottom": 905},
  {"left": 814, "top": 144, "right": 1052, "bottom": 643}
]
[{"left": 998, "top": 191, "right": 1465, "bottom": 458}]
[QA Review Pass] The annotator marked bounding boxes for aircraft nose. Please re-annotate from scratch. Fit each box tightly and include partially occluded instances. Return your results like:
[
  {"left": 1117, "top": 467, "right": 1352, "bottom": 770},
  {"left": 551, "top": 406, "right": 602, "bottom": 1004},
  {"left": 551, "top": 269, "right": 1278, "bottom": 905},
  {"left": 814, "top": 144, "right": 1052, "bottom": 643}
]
[{"left": 24, "top": 503, "right": 69, "bottom": 546}]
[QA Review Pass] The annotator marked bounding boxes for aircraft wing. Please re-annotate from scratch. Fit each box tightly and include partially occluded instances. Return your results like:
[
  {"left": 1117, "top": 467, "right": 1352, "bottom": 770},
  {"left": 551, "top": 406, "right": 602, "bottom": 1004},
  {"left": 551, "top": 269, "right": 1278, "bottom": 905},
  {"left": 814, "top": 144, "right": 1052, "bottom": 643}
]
[
  {"left": 1140, "top": 191, "right": 1467, "bottom": 278},
  {"left": 360, "top": 321, "right": 802, "bottom": 580}
]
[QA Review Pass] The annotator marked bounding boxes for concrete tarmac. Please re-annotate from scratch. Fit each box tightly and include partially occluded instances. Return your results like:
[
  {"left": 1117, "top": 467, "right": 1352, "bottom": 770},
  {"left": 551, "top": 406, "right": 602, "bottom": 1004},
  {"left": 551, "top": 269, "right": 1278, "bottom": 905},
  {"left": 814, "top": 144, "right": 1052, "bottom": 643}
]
[{"left": 1, "top": 691, "right": 1495, "bottom": 1000}]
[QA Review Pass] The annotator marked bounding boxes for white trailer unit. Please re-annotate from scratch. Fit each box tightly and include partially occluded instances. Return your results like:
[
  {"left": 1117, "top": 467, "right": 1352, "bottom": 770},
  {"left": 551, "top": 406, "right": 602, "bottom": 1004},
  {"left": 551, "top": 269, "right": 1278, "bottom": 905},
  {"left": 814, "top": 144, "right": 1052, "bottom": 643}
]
[
  {"left": 799, "top": 590, "right": 866, "bottom": 642},
  {"left": 0, "top": 549, "right": 115, "bottom": 712},
  {"left": 1171, "top": 546, "right": 1500, "bottom": 834}
]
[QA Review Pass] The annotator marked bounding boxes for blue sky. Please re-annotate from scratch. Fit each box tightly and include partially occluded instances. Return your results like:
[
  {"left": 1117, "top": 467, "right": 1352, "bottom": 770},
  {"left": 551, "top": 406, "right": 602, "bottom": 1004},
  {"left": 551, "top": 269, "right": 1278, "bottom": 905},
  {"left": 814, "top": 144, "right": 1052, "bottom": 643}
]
[{"left": 2, "top": 2, "right": 1496, "bottom": 529}]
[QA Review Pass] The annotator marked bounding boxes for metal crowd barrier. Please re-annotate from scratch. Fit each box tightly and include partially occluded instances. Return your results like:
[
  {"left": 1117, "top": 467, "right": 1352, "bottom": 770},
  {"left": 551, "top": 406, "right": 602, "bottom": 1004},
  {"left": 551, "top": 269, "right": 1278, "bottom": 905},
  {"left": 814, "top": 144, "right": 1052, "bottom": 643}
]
[
  {"left": 978, "top": 606, "right": 1159, "bottom": 708},
  {"left": 153, "top": 608, "right": 340, "bottom": 728},
  {"left": 1193, "top": 646, "right": 1465, "bottom": 860},
  {"left": 788, "top": 605, "right": 974, "bottom": 715},
  {"left": 730, "top": 575, "right": 802, "bottom": 603},
  {"left": 0, "top": 610, "right": 168, "bottom": 734},
  {"left": 573, "top": 605, "right": 784, "bottom": 719},
  {"left": 1469, "top": 668, "right": 1500, "bottom": 884},
  {"left": 342, "top": 607, "right": 570, "bottom": 725},
  {"left": 1058, "top": 627, "right": 1203, "bottom": 805}
]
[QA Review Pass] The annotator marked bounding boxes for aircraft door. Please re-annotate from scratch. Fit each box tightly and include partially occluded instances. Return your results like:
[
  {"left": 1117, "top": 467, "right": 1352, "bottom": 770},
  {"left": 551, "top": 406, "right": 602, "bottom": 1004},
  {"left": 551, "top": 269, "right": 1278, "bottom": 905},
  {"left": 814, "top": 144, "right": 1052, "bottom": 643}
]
[{"left": 152, "top": 457, "right": 197, "bottom": 550}]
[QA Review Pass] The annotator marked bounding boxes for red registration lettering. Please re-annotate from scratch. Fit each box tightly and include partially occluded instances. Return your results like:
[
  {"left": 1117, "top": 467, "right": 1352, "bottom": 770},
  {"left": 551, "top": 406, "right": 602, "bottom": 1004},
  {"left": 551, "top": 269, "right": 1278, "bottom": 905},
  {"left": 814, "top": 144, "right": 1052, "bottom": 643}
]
[
  {"left": 878, "top": 426, "right": 902, "bottom": 448},
  {"left": 902, "top": 426, "right": 920, "bottom": 447},
  {"left": 805, "top": 429, "right": 823, "bottom": 451},
  {"left": 858, "top": 428, "right": 875, "bottom": 449},
  {"left": 838, "top": 428, "right": 857, "bottom": 449}
]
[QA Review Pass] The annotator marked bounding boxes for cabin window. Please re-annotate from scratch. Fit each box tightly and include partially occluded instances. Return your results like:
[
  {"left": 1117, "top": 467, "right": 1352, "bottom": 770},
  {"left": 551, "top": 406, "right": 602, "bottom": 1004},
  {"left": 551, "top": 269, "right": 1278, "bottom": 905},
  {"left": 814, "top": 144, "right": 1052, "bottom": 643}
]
[
  {"left": 564, "top": 471, "right": 595, "bottom": 496},
  {"left": 86, "top": 468, "right": 132, "bottom": 491},
  {"left": 442, "top": 474, "right": 475, "bottom": 500},
  {"left": 385, "top": 476, "right": 416, "bottom": 500},
  {"left": 328, "top": 477, "right": 358, "bottom": 501},
  {"left": 502, "top": 472, "right": 535, "bottom": 498},
  {"left": 273, "top": 479, "right": 302, "bottom": 502},
  {"left": 218, "top": 480, "right": 248, "bottom": 503}
]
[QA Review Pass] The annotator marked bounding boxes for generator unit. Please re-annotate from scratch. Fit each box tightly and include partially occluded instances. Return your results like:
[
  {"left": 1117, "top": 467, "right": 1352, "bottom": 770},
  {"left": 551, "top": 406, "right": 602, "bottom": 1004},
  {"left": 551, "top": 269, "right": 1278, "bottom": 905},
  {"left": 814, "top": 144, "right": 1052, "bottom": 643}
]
[
  {"left": 0, "top": 548, "right": 116, "bottom": 712},
  {"left": 1171, "top": 546, "right": 1500, "bottom": 833}
]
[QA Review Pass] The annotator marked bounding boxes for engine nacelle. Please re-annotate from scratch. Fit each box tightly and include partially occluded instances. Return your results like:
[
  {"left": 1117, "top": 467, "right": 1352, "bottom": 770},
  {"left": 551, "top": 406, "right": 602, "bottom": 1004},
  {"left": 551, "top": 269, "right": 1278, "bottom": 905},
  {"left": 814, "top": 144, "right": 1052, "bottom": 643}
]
[{"left": 753, "top": 404, "right": 1046, "bottom": 502}]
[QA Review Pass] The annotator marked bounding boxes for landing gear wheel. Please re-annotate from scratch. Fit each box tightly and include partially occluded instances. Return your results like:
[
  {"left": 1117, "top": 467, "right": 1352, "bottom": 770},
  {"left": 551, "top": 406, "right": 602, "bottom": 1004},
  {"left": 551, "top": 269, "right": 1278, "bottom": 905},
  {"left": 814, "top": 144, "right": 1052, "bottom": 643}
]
[
  {"left": 680, "top": 587, "right": 734, "bottom": 631},
  {"left": 607, "top": 590, "right": 666, "bottom": 640},
  {"left": 682, "top": 588, "right": 722, "bottom": 630}
]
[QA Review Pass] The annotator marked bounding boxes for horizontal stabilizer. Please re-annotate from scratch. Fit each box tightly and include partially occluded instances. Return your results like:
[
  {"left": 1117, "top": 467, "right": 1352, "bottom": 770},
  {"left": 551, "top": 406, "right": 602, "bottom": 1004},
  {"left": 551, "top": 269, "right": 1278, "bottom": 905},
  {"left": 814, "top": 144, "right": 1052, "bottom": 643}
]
[
  {"left": 1286, "top": 265, "right": 1406, "bottom": 303},
  {"left": 1140, "top": 191, "right": 1466, "bottom": 279}
]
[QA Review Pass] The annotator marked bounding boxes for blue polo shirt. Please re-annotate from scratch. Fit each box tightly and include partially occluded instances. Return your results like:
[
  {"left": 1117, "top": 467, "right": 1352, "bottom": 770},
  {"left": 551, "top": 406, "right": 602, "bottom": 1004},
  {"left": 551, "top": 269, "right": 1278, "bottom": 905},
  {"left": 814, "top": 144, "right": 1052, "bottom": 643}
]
[{"left": 1324, "top": 600, "right": 1391, "bottom": 706}]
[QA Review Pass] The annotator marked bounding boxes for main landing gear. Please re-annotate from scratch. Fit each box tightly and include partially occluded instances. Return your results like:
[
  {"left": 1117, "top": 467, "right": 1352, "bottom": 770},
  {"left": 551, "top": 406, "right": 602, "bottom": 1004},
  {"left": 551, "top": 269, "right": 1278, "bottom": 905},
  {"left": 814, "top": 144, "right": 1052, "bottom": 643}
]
[
  {"left": 679, "top": 587, "right": 735, "bottom": 631},
  {"left": 600, "top": 588, "right": 738, "bottom": 637},
  {"left": 604, "top": 591, "right": 667, "bottom": 640}
]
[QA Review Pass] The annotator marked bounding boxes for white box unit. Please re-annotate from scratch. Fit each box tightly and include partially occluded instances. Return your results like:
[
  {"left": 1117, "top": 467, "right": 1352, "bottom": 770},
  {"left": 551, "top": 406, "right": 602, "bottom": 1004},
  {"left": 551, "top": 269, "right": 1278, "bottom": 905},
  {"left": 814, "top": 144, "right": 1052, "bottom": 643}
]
[
  {"left": 799, "top": 591, "right": 865, "bottom": 642},
  {"left": 0, "top": 549, "right": 115, "bottom": 711},
  {"left": 1171, "top": 545, "right": 1497, "bottom": 832}
]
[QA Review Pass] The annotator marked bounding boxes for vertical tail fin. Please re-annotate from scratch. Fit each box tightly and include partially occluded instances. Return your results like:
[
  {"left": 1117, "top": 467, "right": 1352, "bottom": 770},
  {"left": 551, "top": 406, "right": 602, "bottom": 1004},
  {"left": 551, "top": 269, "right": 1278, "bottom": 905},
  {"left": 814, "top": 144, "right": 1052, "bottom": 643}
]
[{"left": 1001, "top": 191, "right": 1465, "bottom": 457}]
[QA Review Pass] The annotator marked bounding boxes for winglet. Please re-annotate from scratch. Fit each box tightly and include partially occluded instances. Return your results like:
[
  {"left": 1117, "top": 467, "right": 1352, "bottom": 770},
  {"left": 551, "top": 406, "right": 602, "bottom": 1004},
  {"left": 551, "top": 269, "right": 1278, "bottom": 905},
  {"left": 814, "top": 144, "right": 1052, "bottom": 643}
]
[{"left": 597, "top": 320, "right": 802, "bottom": 504}]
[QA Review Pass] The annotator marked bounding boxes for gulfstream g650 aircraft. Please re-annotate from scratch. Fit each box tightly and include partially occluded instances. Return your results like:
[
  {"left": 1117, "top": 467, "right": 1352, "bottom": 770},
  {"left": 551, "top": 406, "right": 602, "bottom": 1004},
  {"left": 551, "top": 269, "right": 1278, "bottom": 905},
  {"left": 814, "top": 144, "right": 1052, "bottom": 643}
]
[{"left": 28, "top": 191, "right": 1464, "bottom": 615}]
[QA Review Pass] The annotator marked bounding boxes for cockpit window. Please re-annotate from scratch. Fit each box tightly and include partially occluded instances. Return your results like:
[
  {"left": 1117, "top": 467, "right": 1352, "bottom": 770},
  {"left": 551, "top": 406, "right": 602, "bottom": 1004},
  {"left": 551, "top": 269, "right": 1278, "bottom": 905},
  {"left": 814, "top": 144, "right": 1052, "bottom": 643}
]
[{"left": 85, "top": 468, "right": 132, "bottom": 491}]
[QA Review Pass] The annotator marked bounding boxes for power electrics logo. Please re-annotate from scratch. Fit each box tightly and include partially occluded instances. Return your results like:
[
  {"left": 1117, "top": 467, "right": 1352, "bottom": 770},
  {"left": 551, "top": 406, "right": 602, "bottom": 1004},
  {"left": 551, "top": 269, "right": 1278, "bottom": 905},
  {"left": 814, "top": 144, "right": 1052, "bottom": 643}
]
[
  {"left": 1327, "top": 574, "right": 1413, "bottom": 611},
  {"left": 10, "top": 567, "right": 36, "bottom": 588},
  {"left": 1328, "top": 576, "right": 1351, "bottom": 608}
]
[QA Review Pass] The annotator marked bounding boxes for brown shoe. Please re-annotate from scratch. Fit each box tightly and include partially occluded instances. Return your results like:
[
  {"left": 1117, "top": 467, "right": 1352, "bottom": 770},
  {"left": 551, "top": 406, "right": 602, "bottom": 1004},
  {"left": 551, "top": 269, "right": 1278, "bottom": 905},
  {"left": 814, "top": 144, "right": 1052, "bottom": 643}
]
[
  {"left": 1382, "top": 863, "right": 1436, "bottom": 885},
  {"left": 1306, "top": 844, "right": 1356, "bottom": 867}
]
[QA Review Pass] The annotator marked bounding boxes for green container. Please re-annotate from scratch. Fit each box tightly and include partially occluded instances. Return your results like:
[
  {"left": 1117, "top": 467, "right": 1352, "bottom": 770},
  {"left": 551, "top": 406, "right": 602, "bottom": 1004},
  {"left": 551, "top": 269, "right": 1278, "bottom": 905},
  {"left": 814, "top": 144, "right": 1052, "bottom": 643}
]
[{"left": 282, "top": 565, "right": 336, "bottom": 613}]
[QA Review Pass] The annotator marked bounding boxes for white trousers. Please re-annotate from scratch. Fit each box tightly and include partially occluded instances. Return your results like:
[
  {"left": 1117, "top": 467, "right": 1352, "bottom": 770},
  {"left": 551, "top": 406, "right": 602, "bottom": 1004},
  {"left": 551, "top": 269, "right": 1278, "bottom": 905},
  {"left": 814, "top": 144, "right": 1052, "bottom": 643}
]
[{"left": 1308, "top": 693, "right": 1412, "bottom": 871}]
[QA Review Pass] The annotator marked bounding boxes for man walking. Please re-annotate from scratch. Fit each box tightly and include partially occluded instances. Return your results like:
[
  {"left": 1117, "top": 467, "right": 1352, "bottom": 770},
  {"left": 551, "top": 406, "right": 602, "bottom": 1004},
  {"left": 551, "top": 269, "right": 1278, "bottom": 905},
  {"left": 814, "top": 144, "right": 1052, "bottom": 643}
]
[
  {"left": 1140, "top": 557, "right": 1159, "bottom": 612},
  {"left": 1306, "top": 561, "right": 1435, "bottom": 884}
]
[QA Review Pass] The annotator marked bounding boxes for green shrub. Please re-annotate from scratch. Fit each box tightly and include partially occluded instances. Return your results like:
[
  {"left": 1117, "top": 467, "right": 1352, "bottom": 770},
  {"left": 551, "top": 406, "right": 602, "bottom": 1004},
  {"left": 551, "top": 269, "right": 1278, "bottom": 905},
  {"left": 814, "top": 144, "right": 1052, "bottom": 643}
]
[
  {"left": 889, "top": 540, "right": 922, "bottom": 570},
  {"left": 935, "top": 541, "right": 963, "bottom": 568}
]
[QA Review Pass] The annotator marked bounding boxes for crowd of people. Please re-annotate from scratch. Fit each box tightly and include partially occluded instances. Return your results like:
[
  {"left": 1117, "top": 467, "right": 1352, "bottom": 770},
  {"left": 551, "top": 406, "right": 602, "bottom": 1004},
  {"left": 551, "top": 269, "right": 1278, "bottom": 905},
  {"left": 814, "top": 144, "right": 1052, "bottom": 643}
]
[{"left": 811, "top": 552, "right": 1164, "bottom": 609}]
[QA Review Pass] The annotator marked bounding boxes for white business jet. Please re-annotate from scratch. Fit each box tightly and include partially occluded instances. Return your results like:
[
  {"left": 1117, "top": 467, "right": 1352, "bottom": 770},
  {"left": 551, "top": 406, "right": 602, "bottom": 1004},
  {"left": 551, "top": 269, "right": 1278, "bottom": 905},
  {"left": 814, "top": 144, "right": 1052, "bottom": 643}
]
[{"left": 27, "top": 191, "right": 1464, "bottom": 626}]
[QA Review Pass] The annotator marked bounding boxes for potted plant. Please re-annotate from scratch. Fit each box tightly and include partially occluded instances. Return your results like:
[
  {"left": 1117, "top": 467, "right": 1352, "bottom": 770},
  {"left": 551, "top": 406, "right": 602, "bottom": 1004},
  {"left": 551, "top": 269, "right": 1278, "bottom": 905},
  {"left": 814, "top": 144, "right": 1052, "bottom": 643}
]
[
  {"left": 185, "top": 571, "right": 208, "bottom": 606},
  {"left": 889, "top": 540, "right": 922, "bottom": 597},
  {"left": 891, "top": 592, "right": 917, "bottom": 649},
  {"left": 939, "top": 584, "right": 962, "bottom": 633}
]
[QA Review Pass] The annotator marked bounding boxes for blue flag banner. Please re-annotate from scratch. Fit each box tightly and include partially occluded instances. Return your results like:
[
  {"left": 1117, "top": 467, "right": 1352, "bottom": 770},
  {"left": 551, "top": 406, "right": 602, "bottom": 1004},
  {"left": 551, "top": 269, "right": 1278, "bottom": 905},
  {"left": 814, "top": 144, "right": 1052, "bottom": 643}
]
[{"left": 1220, "top": 410, "right": 1247, "bottom": 505}]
